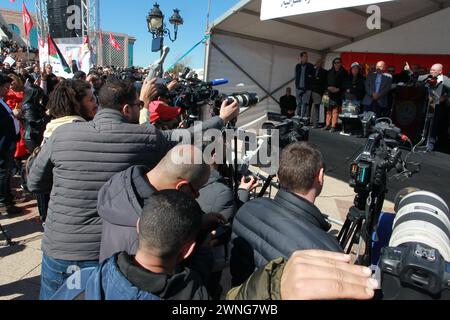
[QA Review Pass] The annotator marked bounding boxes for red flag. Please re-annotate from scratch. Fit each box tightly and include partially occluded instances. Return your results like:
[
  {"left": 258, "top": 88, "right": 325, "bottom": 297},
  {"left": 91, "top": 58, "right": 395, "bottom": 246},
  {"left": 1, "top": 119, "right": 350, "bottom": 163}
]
[
  {"left": 109, "top": 33, "right": 122, "bottom": 51},
  {"left": 22, "top": 2, "right": 33, "bottom": 37},
  {"left": 83, "top": 35, "right": 89, "bottom": 45}
]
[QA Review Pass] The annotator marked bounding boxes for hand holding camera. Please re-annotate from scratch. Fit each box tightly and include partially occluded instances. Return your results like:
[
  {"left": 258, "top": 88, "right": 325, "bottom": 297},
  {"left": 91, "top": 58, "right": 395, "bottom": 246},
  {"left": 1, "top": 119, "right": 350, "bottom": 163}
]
[{"left": 219, "top": 99, "right": 239, "bottom": 124}]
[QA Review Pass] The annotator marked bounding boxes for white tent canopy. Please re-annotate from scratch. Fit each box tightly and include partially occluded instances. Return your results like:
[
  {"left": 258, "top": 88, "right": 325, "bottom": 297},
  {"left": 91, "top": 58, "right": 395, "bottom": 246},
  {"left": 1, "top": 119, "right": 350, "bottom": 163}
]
[{"left": 205, "top": 0, "right": 450, "bottom": 126}]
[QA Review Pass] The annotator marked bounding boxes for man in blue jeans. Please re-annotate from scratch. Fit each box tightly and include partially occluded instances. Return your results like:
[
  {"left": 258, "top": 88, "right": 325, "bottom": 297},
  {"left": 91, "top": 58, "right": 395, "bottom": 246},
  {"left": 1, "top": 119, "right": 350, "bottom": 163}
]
[{"left": 39, "top": 256, "right": 99, "bottom": 300}]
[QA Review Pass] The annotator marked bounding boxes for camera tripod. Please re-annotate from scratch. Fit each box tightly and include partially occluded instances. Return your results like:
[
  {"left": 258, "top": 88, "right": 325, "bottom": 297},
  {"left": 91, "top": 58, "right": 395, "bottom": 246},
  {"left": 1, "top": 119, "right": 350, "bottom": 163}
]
[{"left": 338, "top": 161, "right": 388, "bottom": 267}]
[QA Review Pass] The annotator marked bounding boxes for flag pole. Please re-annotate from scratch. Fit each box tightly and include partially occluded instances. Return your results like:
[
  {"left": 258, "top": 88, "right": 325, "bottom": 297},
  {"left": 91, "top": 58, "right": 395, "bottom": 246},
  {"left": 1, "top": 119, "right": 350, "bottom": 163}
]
[{"left": 26, "top": 37, "right": 30, "bottom": 62}]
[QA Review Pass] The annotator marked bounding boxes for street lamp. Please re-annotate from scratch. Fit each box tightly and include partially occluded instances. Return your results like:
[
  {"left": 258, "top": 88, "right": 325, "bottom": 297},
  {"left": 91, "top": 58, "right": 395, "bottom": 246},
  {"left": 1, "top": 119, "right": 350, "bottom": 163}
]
[{"left": 147, "top": 3, "right": 183, "bottom": 53}]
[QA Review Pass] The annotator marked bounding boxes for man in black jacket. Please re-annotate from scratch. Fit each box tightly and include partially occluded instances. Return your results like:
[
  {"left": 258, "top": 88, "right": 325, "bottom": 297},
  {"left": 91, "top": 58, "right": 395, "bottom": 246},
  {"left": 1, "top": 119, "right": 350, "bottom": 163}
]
[
  {"left": 0, "top": 74, "right": 21, "bottom": 215},
  {"left": 28, "top": 79, "right": 239, "bottom": 300},
  {"left": 231, "top": 142, "right": 342, "bottom": 286},
  {"left": 279, "top": 87, "right": 297, "bottom": 118},
  {"left": 98, "top": 144, "right": 214, "bottom": 262},
  {"left": 295, "top": 52, "right": 315, "bottom": 119},
  {"left": 309, "top": 59, "right": 328, "bottom": 128}
]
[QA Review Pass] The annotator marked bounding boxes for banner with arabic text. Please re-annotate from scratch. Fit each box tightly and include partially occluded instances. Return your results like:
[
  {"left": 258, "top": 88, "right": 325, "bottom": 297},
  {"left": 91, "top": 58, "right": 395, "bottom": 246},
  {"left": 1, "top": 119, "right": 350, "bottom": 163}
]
[{"left": 261, "top": 0, "right": 396, "bottom": 20}]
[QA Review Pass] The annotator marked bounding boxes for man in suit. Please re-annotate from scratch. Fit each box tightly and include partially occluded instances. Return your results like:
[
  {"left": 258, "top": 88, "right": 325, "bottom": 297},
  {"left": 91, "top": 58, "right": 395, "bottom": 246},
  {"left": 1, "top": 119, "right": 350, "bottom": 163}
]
[
  {"left": 405, "top": 62, "right": 450, "bottom": 152},
  {"left": 363, "top": 61, "right": 393, "bottom": 118},
  {"left": 0, "top": 74, "right": 21, "bottom": 215},
  {"left": 295, "top": 52, "right": 315, "bottom": 119}
]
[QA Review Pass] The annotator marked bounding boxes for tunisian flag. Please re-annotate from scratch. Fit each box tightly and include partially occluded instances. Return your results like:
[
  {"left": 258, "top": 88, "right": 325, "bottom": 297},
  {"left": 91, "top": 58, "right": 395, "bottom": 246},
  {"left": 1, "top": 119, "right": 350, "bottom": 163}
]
[
  {"left": 22, "top": 3, "right": 33, "bottom": 37},
  {"left": 109, "top": 33, "right": 122, "bottom": 51}
]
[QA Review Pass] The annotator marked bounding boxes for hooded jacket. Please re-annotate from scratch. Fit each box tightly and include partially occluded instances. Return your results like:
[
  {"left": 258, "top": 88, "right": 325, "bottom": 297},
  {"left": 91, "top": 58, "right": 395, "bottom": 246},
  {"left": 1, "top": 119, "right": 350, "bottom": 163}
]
[
  {"left": 98, "top": 165, "right": 156, "bottom": 262},
  {"left": 43, "top": 115, "right": 86, "bottom": 141}
]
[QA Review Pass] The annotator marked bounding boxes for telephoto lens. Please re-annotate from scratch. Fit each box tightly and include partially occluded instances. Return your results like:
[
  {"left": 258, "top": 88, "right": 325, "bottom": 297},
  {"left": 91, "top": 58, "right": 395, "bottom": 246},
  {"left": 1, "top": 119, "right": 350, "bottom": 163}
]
[
  {"left": 228, "top": 93, "right": 259, "bottom": 108},
  {"left": 380, "top": 191, "right": 450, "bottom": 300},
  {"left": 389, "top": 191, "right": 450, "bottom": 261}
]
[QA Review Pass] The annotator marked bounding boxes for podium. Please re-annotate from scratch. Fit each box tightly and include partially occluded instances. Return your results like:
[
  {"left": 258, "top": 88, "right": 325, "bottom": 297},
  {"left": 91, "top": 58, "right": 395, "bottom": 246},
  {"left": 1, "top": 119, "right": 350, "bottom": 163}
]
[{"left": 391, "top": 85, "right": 428, "bottom": 143}]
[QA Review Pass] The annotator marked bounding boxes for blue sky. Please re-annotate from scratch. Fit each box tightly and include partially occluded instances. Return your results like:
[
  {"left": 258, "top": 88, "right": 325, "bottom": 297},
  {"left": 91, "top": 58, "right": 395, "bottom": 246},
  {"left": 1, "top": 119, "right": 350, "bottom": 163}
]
[{"left": 3, "top": 0, "right": 238, "bottom": 68}]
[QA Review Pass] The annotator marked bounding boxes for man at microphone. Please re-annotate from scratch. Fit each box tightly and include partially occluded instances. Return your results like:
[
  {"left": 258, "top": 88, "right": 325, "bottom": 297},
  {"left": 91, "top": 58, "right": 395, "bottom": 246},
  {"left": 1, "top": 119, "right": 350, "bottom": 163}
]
[{"left": 405, "top": 63, "right": 450, "bottom": 152}]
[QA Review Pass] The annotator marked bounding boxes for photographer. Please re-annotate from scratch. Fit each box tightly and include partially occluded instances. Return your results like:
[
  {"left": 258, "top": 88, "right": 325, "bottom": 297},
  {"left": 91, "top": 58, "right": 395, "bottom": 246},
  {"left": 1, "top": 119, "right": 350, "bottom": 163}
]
[
  {"left": 197, "top": 138, "right": 259, "bottom": 299},
  {"left": 28, "top": 78, "right": 239, "bottom": 300},
  {"left": 98, "top": 145, "right": 215, "bottom": 262},
  {"left": 53, "top": 190, "right": 211, "bottom": 300},
  {"left": 55, "top": 229, "right": 376, "bottom": 300},
  {"left": 231, "top": 142, "right": 342, "bottom": 286},
  {"left": 405, "top": 62, "right": 450, "bottom": 151}
]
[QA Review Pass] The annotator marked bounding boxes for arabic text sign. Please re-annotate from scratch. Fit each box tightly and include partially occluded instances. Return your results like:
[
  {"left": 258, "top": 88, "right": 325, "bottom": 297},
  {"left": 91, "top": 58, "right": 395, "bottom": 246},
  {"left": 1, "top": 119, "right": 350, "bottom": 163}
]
[{"left": 261, "top": 0, "right": 395, "bottom": 21}]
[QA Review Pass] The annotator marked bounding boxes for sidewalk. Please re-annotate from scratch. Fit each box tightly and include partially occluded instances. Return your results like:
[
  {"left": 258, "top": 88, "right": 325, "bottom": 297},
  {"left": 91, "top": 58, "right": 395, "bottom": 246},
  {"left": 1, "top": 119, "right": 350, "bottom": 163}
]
[
  {"left": 0, "top": 175, "right": 394, "bottom": 300},
  {"left": 0, "top": 182, "right": 43, "bottom": 300}
]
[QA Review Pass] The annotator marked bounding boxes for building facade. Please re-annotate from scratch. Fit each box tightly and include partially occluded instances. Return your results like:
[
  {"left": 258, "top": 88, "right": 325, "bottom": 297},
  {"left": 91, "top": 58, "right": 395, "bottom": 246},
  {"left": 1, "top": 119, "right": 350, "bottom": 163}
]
[
  {"left": 1, "top": 8, "right": 136, "bottom": 68},
  {"left": 97, "top": 31, "right": 136, "bottom": 68},
  {"left": 0, "top": 8, "right": 38, "bottom": 48}
]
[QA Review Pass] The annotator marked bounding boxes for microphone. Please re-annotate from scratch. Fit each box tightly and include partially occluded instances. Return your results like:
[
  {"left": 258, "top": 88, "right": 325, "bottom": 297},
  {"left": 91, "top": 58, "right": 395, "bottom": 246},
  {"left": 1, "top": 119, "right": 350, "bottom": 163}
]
[
  {"left": 207, "top": 78, "right": 229, "bottom": 86},
  {"left": 146, "top": 46, "right": 170, "bottom": 81}
]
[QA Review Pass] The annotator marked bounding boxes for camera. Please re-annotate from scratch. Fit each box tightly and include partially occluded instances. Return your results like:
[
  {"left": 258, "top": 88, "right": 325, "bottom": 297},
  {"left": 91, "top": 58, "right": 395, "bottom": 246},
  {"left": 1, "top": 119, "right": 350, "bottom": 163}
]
[
  {"left": 170, "top": 76, "right": 259, "bottom": 127},
  {"left": 262, "top": 112, "right": 309, "bottom": 150},
  {"left": 381, "top": 243, "right": 450, "bottom": 300},
  {"left": 380, "top": 191, "right": 450, "bottom": 300},
  {"left": 339, "top": 120, "right": 414, "bottom": 265},
  {"left": 350, "top": 121, "right": 407, "bottom": 193}
]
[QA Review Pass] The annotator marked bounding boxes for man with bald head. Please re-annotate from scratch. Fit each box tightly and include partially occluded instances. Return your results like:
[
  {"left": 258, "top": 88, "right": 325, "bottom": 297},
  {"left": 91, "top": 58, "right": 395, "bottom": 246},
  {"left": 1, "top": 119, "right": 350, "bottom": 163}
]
[
  {"left": 405, "top": 62, "right": 450, "bottom": 151},
  {"left": 363, "top": 61, "right": 393, "bottom": 118},
  {"left": 98, "top": 144, "right": 217, "bottom": 262}
]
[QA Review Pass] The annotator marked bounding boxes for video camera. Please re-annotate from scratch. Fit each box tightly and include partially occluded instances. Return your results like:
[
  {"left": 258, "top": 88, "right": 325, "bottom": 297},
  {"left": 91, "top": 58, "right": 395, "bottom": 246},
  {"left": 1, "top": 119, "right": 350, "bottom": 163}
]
[
  {"left": 168, "top": 68, "right": 259, "bottom": 127},
  {"left": 262, "top": 112, "right": 310, "bottom": 150},
  {"left": 380, "top": 191, "right": 450, "bottom": 300},
  {"left": 339, "top": 120, "right": 416, "bottom": 266},
  {"left": 350, "top": 121, "right": 409, "bottom": 194}
]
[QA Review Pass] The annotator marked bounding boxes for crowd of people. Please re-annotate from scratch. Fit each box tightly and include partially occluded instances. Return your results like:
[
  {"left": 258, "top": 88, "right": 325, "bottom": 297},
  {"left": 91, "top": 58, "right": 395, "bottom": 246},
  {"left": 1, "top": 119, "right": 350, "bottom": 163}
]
[
  {"left": 279, "top": 52, "right": 450, "bottom": 152},
  {"left": 0, "top": 52, "right": 385, "bottom": 301},
  {"left": 1, "top": 48, "right": 448, "bottom": 301}
]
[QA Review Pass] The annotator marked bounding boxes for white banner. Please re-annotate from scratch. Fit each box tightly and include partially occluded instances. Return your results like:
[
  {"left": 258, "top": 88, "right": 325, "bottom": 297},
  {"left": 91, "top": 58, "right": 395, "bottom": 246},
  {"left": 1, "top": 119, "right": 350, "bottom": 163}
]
[
  {"left": 39, "top": 40, "right": 93, "bottom": 79},
  {"left": 261, "top": 0, "right": 396, "bottom": 20}
]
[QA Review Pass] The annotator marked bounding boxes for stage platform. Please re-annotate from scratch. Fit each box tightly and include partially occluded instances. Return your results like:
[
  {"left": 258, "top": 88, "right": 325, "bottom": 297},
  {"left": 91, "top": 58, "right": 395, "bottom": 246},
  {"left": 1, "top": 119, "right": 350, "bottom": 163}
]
[{"left": 310, "top": 128, "right": 450, "bottom": 205}]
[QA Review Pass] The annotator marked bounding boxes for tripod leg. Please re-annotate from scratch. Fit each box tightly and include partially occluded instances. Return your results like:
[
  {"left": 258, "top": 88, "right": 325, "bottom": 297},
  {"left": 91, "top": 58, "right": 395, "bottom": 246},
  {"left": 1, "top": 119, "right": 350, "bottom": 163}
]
[
  {"left": 0, "top": 223, "right": 13, "bottom": 246},
  {"left": 342, "top": 221, "right": 360, "bottom": 254}
]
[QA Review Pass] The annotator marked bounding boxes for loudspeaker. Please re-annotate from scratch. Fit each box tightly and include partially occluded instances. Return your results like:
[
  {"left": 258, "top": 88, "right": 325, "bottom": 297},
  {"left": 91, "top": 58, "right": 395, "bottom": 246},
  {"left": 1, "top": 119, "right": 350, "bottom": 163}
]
[{"left": 47, "top": 0, "right": 82, "bottom": 39}]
